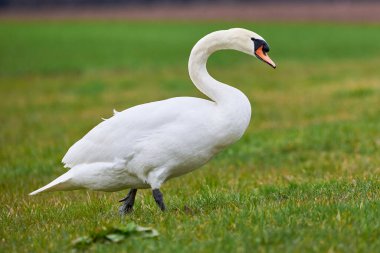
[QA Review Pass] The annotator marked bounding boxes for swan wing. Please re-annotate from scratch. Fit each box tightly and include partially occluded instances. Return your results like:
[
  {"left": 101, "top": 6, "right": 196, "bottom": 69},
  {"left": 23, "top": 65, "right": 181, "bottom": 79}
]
[{"left": 62, "top": 98, "right": 212, "bottom": 168}]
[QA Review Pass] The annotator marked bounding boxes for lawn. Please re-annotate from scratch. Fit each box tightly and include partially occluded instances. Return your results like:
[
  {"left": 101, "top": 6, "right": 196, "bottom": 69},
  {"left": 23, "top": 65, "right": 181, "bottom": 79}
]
[{"left": 0, "top": 21, "right": 380, "bottom": 252}]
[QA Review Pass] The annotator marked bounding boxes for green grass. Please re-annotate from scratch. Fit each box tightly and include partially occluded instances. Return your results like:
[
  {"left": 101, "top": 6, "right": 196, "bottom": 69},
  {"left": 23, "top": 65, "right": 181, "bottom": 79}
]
[{"left": 1, "top": 21, "right": 380, "bottom": 252}]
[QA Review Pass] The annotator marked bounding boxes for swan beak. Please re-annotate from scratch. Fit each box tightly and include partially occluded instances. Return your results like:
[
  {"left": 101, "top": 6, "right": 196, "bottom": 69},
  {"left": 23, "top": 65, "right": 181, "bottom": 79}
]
[{"left": 255, "top": 45, "right": 276, "bottom": 69}]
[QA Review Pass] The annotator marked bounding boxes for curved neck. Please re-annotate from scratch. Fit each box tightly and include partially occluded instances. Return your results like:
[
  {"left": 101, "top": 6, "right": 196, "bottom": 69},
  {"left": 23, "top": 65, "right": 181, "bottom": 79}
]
[{"left": 188, "top": 30, "right": 247, "bottom": 104}]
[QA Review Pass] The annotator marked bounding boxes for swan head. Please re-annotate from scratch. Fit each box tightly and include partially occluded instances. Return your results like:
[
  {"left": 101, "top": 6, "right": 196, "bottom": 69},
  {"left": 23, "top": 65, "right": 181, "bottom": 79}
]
[{"left": 227, "top": 28, "right": 276, "bottom": 69}]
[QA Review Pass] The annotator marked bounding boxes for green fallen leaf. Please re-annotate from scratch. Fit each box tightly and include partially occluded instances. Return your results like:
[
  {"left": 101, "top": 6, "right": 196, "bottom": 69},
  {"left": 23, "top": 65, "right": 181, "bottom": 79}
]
[
  {"left": 136, "top": 225, "right": 160, "bottom": 238},
  {"left": 106, "top": 233, "right": 125, "bottom": 243},
  {"left": 71, "top": 236, "right": 92, "bottom": 248},
  {"left": 72, "top": 223, "right": 159, "bottom": 249}
]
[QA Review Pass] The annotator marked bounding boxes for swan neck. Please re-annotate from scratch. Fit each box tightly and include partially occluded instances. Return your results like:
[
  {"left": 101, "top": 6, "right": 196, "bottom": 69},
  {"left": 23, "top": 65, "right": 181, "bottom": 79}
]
[{"left": 188, "top": 31, "right": 241, "bottom": 103}]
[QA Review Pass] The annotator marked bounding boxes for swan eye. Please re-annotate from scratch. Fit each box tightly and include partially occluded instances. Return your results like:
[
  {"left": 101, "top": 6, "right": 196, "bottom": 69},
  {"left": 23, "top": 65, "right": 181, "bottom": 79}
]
[
  {"left": 251, "top": 38, "right": 270, "bottom": 54},
  {"left": 263, "top": 43, "right": 270, "bottom": 53}
]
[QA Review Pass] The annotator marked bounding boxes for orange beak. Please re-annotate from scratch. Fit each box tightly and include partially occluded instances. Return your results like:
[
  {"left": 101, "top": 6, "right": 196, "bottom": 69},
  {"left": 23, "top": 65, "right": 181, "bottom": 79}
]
[{"left": 255, "top": 45, "right": 276, "bottom": 69}]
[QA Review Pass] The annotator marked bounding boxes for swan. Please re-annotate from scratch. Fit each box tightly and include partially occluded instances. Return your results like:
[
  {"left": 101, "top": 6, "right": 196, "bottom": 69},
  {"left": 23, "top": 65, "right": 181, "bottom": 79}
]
[{"left": 30, "top": 28, "right": 276, "bottom": 213}]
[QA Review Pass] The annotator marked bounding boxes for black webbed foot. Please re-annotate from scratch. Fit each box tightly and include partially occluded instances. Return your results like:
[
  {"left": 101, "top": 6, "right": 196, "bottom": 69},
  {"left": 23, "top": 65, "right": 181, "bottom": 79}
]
[
  {"left": 152, "top": 189, "right": 166, "bottom": 211},
  {"left": 119, "top": 188, "right": 137, "bottom": 215}
]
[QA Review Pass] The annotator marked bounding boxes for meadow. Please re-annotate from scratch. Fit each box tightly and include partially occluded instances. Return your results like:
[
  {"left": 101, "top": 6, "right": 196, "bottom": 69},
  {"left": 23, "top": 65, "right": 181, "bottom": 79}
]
[{"left": 0, "top": 21, "right": 380, "bottom": 252}]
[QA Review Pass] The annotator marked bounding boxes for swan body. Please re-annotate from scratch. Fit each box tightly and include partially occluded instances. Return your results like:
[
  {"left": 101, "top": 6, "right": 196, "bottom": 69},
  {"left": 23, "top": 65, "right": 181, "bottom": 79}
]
[{"left": 30, "top": 28, "right": 276, "bottom": 212}]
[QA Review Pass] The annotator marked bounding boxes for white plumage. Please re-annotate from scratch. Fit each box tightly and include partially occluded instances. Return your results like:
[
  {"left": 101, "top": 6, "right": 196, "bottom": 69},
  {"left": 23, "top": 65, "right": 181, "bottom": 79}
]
[{"left": 30, "top": 28, "right": 275, "bottom": 211}]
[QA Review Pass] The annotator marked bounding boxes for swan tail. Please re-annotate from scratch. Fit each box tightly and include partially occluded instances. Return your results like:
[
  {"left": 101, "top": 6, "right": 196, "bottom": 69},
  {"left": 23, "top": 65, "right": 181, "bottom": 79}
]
[{"left": 29, "top": 171, "right": 76, "bottom": 195}]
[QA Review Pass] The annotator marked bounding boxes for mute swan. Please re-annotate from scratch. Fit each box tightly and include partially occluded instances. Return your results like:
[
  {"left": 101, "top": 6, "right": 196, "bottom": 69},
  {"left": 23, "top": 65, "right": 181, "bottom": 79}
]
[{"left": 30, "top": 28, "right": 276, "bottom": 213}]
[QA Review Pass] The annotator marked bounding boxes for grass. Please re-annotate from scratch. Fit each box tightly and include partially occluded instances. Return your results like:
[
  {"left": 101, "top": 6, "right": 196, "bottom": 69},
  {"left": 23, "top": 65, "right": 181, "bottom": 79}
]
[{"left": 1, "top": 21, "right": 380, "bottom": 252}]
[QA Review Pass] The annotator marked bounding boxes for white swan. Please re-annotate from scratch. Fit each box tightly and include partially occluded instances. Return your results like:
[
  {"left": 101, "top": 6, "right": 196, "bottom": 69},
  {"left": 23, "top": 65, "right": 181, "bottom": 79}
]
[{"left": 30, "top": 28, "right": 276, "bottom": 213}]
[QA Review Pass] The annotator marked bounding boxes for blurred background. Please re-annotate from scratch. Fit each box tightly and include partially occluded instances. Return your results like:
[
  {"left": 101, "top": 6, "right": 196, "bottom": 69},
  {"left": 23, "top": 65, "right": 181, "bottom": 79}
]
[
  {"left": 1, "top": 0, "right": 380, "bottom": 22},
  {"left": 1, "top": 0, "right": 380, "bottom": 252}
]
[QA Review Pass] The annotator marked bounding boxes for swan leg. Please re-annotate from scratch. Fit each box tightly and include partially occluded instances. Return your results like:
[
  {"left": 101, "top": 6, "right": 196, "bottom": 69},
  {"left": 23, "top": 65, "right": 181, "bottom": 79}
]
[
  {"left": 119, "top": 188, "right": 137, "bottom": 215},
  {"left": 152, "top": 189, "right": 166, "bottom": 211}
]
